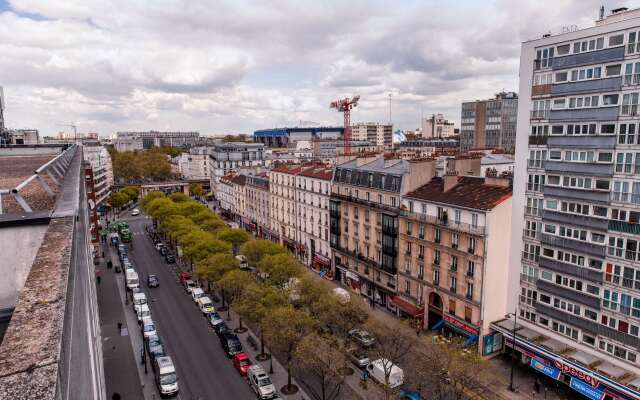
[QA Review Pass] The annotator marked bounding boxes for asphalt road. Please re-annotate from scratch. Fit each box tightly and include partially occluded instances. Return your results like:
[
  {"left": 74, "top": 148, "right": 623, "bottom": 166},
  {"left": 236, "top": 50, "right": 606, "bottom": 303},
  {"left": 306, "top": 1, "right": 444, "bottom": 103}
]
[{"left": 124, "top": 217, "right": 256, "bottom": 400}]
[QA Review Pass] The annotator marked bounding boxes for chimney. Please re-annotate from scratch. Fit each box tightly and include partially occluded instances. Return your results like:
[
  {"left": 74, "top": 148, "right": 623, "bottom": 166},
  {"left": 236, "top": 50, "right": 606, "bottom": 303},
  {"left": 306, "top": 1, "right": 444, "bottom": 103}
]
[{"left": 443, "top": 170, "right": 459, "bottom": 192}]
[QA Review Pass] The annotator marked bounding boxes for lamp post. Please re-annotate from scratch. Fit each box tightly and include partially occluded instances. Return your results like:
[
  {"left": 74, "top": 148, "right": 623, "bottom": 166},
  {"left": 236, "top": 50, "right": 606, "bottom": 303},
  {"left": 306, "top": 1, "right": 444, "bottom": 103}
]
[{"left": 505, "top": 308, "right": 518, "bottom": 392}]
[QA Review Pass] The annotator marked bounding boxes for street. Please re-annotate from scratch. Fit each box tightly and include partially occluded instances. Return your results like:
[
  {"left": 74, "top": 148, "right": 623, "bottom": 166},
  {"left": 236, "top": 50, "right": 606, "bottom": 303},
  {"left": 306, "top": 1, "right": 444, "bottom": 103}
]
[{"left": 123, "top": 216, "right": 256, "bottom": 400}]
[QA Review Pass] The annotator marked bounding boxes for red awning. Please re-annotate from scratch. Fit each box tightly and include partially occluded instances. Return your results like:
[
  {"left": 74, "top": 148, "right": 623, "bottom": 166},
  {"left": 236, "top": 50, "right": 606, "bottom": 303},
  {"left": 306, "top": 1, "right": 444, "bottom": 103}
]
[
  {"left": 313, "top": 255, "right": 331, "bottom": 266},
  {"left": 391, "top": 296, "right": 424, "bottom": 317}
]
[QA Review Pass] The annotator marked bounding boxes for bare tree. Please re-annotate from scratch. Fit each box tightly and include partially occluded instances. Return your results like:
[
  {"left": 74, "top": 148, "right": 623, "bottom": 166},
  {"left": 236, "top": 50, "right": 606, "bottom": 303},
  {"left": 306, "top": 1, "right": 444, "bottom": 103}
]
[{"left": 294, "top": 333, "right": 347, "bottom": 400}]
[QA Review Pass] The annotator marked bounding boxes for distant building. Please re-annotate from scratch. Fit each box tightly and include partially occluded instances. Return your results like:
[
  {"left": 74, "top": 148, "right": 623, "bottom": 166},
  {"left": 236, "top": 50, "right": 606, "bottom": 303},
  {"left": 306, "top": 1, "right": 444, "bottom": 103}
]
[
  {"left": 312, "top": 140, "right": 380, "bottom": 161},
  {"left": 2, "top": 129, "right": 39, "bottom": 145},
  {"left": 460, "top": 92, "right": 518, "bottom": 152},
  {"left": 254, "top": 127, "right": 343, "bottom": 148},
  {"left": 114, "top": 131, "right": 199, "bottom": 151},
  {"left": 396, "top": 137, "right": 460, "bottom": 159},
  {"left": 351, "top": 123, "right": 393, "bottom": 149},
  {"left": 178, "top": 147, "right": 211, "bottom": 180},
  {"left": 83, "top": 143, "right": 114, "bottom": 206},
  {"left": 209, "top": 142, "right": 266, "bottom": 188},
  {"left": 421, "top": 114, "right": 456, "bottom": 138},
  {"left": 243, "top": 173, "right": 271, "bottom": 237}
]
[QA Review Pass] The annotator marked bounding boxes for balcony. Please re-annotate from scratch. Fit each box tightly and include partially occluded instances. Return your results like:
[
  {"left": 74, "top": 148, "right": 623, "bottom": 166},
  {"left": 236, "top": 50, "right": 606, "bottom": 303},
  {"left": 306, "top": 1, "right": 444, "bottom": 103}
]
[
  {"left": 417, "top": 253, "right": 424, "bottom": 260},
  {"left": 534, "top": 58, "right": 553, "bottom": 70},
  {"left": 450, "top": 286, "right": 457, "bottom": 294},
  {"left": 450, "top": 264, "right": 458, "bottom": 272},
  {"left": 536, "top": 279, "right": 601, "bottom": 309},
  {"left": 466, "top": 270, "right": 474, "bottom": 278},
  {"left": 418, "top": 234, "right": 425, "bottom": 240},
  {"left": 547, "top": 135, "right": 616, "bottom": 149},
  {"left": 526, "top": 183, "right": 542, "bottom": 192},
  {"left": 433, "top": 259, "right": 441, "bottom": 267},
  {"left": 540, "top": 233, "right": 605, "bottom": 258},
  {"left": 451, "top": 243, "right": 458, "bottom": 250},
  {"left": 541, "top": 210, "right": 608, "bottom": 231},
  {"left": 552, "top": 46, "right": 624, "bottom": 69},
  {"left": 549, "top": 107, "right": 619, "bottom": 122},
  {"left": 543, "top": 185, "right": 610, "bottom": 204},
  {"left": 466, "top": 293, "right": 473, "bottom": 301},
  {"left": 552, "top": 76, "right": 622, "bottom": 96},
  {"left": 607, "top": 246, "right": 640, "bottom": 262},
  {"left": 530, "top": 110, "right": 550, "bottom": 120},
  {"left": 524, "top": 206, "right": 542, "bottom": 217},
  {"left": 468, "top": 247, "right": 475, "bottom": 255},
  {"left": 532, "top": 84, "right": 552, "bottom": 97},
  {"left": 623, "top": 73, "right": 640, "bottom": 86},
  {"left": 538, "top": 257, "right": 603, "bottom": 283},
  {"left": 528, "top": 136, "right": 548, "bottom": 146},
  {"left": 331, "top": 192, "right": 399, "bottom": 215},
  {"left": 400, "top": 210, "right": 485, "bottom": 235},
  {"left": 527, "top": 159, "right": 544, "bottom": 169},
  {"left": 610, "top": 192, "right": 640, "bottom": 205}
]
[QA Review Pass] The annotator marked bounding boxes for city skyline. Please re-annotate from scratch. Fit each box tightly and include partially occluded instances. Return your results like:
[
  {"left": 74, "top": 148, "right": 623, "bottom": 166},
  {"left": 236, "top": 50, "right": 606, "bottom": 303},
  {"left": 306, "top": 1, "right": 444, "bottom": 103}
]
[{"left": 0, "top": 0, "right": 634, "bottom": 137}]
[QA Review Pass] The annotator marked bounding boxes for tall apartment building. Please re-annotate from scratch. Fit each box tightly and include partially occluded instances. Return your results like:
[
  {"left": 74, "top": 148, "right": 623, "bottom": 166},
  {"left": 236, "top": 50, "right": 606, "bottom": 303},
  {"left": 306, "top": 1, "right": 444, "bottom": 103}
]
[
  {"left": 330, "top": 155, "right": 435, "bottom": 309},
  {"left": 114, "top": 131, "right": 199, "bottom": 151},
  {"left": 270, "top": 164, "right": 301, "bottom": 251},
  {"left": 83, "top": 143, "right": 114, "bottom": 206},
  {"left": 351, "top": 123, "right": 393, "bottom": 149},
  {"left": 421, "top": 114, "right": 456, "bottom": 138},
  {"left": 178, "top": 147, "right": 211, "bottom": 180},
  {"left": 209, "top": 142, "right": 266, "bottom": 184},
  {"left": 218, "top": 173, "right": 236, "bottom": 219},
  {"left": 501, "top": 7, "right": 640, "bottom": 400},
  {"left": 396, "top": 157, "right": 513, "bottom": 347},
  {"left": 460, "top": 92, "right": 518, "bottom": 152},
  {"left": 244, "top": 173, "right": 271, "bottom": 237}
]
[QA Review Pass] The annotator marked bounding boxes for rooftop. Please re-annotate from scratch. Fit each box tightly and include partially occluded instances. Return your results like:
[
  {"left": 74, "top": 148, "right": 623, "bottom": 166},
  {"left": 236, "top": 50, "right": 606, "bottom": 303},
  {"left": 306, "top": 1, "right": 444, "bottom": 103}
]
[
  {"left": 298, "top": 164, "right": 333, "bottom": 180},
  {"left": 405, "top": 176, "right": 512, "bottom": 211}
]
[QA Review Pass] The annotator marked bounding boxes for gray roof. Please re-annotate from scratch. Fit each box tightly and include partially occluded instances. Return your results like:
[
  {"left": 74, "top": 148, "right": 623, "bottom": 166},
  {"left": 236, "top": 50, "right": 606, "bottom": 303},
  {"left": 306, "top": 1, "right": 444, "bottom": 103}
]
[
  {"left": 338, "top": 157, "right": 409, "bottom": 175},
  {"left": 481, "top": 153, "right": 515, "bottom": 165}
]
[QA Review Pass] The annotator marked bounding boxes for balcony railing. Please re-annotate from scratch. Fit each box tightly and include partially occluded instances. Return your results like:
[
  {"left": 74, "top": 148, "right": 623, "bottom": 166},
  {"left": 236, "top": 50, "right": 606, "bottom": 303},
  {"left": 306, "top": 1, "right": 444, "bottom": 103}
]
[
  {"left": 528, "top": 135, "right": 548, "bottom": 145},
  {"left": 524, "top": 206, "right": 542, "bottom": 217},
  {"left": 623, "top": 73, "right": 640, "bottom": 86},
  {"left": 607, "top": 246, "right": 640, "bottom": 262},
  {"left": 399, "top": 210, "right": 485, "bottom": 235},
  {"left": 530, "top": 110, "right": 550, "bottom": 119},
  {"left": 610, "top": 192, "right": 640, "bottom": 205},
  {"left": 331, "top": 192, "right": 399, "bottom": 215}
]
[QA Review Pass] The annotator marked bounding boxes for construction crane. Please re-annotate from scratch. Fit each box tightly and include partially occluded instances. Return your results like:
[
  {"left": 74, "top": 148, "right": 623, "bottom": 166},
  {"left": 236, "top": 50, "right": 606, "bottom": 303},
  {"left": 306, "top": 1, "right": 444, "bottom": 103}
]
[
  {"left": 330, "top": 95, "right": 360, "bottom": 156},
  {"left": 57, "top": 123, "right": 78, "bottom": 142}
]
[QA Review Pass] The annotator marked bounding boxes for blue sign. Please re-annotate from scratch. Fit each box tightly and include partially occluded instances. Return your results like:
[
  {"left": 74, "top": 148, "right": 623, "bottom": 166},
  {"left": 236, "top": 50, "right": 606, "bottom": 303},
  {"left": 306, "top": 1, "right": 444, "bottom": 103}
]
[
  {"left": 570, "top": 377, "right": 605, "bottom": 400},
  {"left": 530, "top": 358, "right": 561, "bottom": 380}
]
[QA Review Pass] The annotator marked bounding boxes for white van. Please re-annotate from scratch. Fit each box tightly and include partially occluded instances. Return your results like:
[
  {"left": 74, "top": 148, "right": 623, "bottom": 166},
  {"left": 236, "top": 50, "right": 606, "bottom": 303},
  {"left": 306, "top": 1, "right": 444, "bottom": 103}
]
[
  {"left": 154, "top": 356, "right": 179, "bottom": 397},
  {"left": 133, "top": 292, "right": 147, "bottom": 313},
  {"left": 125, "top": 270, "right": 139, "bottom": 290},
  {"left": 367, "top": 358, "right": 403, "bottom": 389},
  {"left": 197, "top": 297, "right": 215, "bottom": 315},
  {"left": 137, "top": 303, "right": 151, "bottom": 323},
  {"left": 247, "top": 365, "right": 276, "bottom": 399},
  {"left": 235, "top": 254, "right": 249, "bottom": 270},
  {"left": 191, "top": 288, "right": 205, "bottom": 303}
]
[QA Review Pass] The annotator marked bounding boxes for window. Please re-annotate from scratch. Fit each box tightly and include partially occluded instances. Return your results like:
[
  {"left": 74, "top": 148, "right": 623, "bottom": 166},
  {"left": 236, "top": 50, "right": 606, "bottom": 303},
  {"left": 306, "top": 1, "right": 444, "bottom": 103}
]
[
  {"left": 464, "top": 306, "right": 473, "bottom": 322},
  {"left": 556, "top": 44, "right": 570, "bottom": 55},
  {"left": 433, "top": 268, "right": 440, "bottom": 285},
  {"left": 467, "top": 261, "right": 475, "bottom": 277},
  {"left": 450, "top": 275, "right": 457, "bottom": 292},
  {"left": 471, "top": 213, "right": 478, "bottom": 228},
  {"left": 555, "top": 72, "right": 568, "bottom": 82},
  {"left": 609, "top": 34, "right": 624, "bottom": 47},
  {"left": 466, "top": 283, "right": 473, "bottom": 300},
  {"left": 449, "top": 299, "right": 456, "bottom": 315},
  {"left": 603, "top": 94, "right": 619, "bottom": 105}
]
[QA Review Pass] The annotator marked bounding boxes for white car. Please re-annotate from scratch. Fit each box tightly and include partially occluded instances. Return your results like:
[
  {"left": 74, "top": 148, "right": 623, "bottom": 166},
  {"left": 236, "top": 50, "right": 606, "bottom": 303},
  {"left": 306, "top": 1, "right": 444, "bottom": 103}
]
[
  {"left": 141, "top": 317, "right": 157, "bottom": 338},
  {"left": 133, "top": 292, "right": 147, "bottom": 314},
  {"left": 131, "top": 208, "right": 140, "bottom": 216},
  {"left": 197, "top": 297, "right": 215, "bottom": 315},
  {"left": 191, "top": 288, "right": 205, "bottom": 303},
  {"left": 247, "top": 365, "right": 276, "bottom": 399},
  {"left": 137, "top": 303, "right": 151, "bottom": 323}
]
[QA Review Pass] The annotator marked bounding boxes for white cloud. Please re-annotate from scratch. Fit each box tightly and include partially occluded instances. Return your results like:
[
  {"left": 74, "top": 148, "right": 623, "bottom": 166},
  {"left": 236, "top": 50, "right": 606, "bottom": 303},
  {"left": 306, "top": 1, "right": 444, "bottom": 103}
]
[{"left": 1, "top": 0, "right": 638, "bottom": 136}]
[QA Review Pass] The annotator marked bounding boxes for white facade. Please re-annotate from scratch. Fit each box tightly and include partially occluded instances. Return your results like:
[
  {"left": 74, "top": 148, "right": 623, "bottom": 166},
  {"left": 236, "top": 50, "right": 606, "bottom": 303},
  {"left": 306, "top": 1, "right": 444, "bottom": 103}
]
[
  {"left": 209, "top": 142, "right": 266, "bottom": 189},
  {"left": 351, "top": 123, "right": 393, "bottom": 148},
  {"left": 178, "top": 148, "right": 211, "bottom": 180},
  {"left": 217, "top": 174, "right": 236, "bottom": 215},
  {"left": 421, "top": 114, "right": 456, "bottom": 138},
  {"left": 114, "top": 137, "right": 143, "bottom": 152},
  {"left": 83, "top": 144, "right": 114, "bottom": 206}
]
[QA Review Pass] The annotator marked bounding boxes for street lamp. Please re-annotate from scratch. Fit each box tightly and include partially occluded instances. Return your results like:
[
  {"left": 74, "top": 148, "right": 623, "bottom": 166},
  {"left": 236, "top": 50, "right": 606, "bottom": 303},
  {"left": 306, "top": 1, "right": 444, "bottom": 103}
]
[{"left": 505, "top": 308, "right": 518, "bottom": 392}]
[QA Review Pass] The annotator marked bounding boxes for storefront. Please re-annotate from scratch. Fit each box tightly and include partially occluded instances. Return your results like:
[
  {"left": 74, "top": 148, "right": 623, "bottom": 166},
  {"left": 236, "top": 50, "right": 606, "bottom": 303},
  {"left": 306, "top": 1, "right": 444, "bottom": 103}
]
[
  {"left": 432, "top": 313, "right": 479, "bottom": 347},
  {"left": 491, "top": 321, "right": 640, "bottom": 400},
  {"left": 391, "top": 296, "right": 424, "bottom": 322},
  {"left": 283, "top": 237, "right": 296, "bottom": 253},
  {"left": 312, "top": 254, "right": 333, "bottom": 280}
]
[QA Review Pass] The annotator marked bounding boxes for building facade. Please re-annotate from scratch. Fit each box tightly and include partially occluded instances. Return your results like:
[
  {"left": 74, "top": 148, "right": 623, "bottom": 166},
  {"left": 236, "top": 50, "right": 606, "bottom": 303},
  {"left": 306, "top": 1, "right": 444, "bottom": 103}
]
[
  {"left": 421, "top": 114, "right": 456, "bottom": 138},
  {"left": 504, "top": 7, "right": 640, "bottom": 400},
  {"left": 217, "top": 173, "right": 236, "bottom": 218},
  {"left": 269, "top": 164, "right": 302, "bottom": 252},
  {"left": 312, "top": 140, "right": 380, "bottom": 161},
  {"left": 460, "top": 92, "right": 518, "bottom": 152},
  {"left": 114, "top": 131, "right": 199, "bottom": 151},
  {"left": 351, "top": 123, "right": 394, "bottom": 149},
  {"left": 397, "top": 165, "right": 512, "bottom": 348},
  {"left": 83, "top": 143, "right": 114, "bottom": 207},
  {"left": 254, "top": 127, "right": 343, "bottom": 148},
  {"left": 209, "top": 142, "right": 266, "bottom": 184},
  {"left": 178, "top": 147, "right": 211, "bottom": 180},
  {"left": 244, "top": 173, "right": 271, "bottom": 237},
  {"left": 330, "top": 155, "right": 436, "bottom": 309}
]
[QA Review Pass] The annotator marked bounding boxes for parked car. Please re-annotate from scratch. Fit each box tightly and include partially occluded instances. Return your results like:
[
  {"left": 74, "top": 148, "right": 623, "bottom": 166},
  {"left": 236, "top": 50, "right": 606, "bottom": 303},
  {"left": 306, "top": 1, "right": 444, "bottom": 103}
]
[
  {"left": 197, "top": 297, "right": 215, "bottom": 315},
  {"left": 133, "top": 292, "right": 147, "bottom": 313},
  {"left": 400, "top": 390, "right": 422, "bottom": 400},
  {"left": 137, "top": 304, "right": 151, "bottom": 324},
  {"left": 155, "top": 242, "right": 165, "bottom": 252},
  {"left": 208, "top": 312, "right": 224, "bottom": 328},
  {"left": 141, "top": 317, "right": 157, "bottom": 338},
  {"left": 160, "top": 246, "right": 167, "bottom": 256},
  {"left": 191, "top": 288, "right": 205, "bottom": 303},
  {"left": 347, "top": 347, "right": 370, "bottom": 368},
  {"left": 165, "top": 253, "right": 176, "bottom": 264},
  {"left": 247, "top": 365, "right": 277, "bottom": 399},
  {"left": 219, "top": 331, "right": 243, "bottom": 357},
  {"left": 349, "top": 328, "right": 375, "bottom": 347},
  {"left": 126, "top": 270, "right": 140, "bottom": 291},
  {"left": 147, "top": 274, "right": 159, "bottom": 288},
  {"left": 214, "top": 321, "right": 229, "bottom": 338},
  {"left": 179, "top": 273, "right": 191, "bottom": 285},
  {"left": 367, "top": 358, "right": 404, "bottom": 389},
  {"left": 153, "top": 356, "right": 179, "bottom": 398},
  {"left": 184, "top": 280, "right": 197, "bottom": 293},
  {"left": 145, "top": 335, "right": 166, "bottom": 361},
  {"left": 131, "top": 208, "right": 140, "bottom": 216},
  {"left": 233, "top": 352, "right": 252, "bottom": 376}
]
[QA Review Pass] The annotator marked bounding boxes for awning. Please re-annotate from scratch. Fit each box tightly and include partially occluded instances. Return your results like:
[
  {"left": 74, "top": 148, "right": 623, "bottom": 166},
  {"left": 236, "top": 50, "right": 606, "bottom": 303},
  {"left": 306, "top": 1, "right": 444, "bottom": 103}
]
[
  {"left": 345, "top": 271, "right": 359, "bottom": 281},
  {"left": 463, "top": 335, "right": 479, "bottom": 347},
  {"left": 313, "top": 254, "right": 331, "bottom": 266},
  {"left": 432, "top": 319, "right": 445, "bottom": 330},
  {"left": 391, "top": 296, "right": 424, "bottom": 317}
]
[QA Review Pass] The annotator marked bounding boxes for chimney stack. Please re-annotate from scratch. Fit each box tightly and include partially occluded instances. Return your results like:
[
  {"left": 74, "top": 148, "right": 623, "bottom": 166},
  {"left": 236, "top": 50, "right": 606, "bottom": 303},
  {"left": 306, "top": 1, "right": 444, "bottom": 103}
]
[{"left": 444, "top": 170, "right": 459, "bottom": 192}]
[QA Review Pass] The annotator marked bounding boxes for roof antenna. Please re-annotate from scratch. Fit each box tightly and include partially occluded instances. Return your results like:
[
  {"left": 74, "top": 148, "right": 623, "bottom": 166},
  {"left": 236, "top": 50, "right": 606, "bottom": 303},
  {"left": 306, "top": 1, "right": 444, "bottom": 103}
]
[{"left": 599, "top": 5, "right": 605, "bottom": 20}]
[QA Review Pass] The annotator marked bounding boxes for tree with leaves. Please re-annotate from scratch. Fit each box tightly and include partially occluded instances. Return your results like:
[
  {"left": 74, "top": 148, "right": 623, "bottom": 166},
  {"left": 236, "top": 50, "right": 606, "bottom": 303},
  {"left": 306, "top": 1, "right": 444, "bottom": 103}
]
[
  {"left": 189, "top": 182, "right": 205, "bottom": 197},
  {"left": 263, "top": 306, "right": 315, "bottom": 394},
  {"left": 235, "top": 283, "right": 287, "bottom": 359},
  {"left": 195, "top": 253, "right": 239, "bottom": 300},
  {"left": 140, "top": 191, "right": 165, "bottom": 209},
  {"left": 109, "top": 191, "right": 129, "bottom": 210},
  {"left": 294, "top": 333, "right": 347, "bottom": 400},
  {"left": 257, "top": 253, "right": 303, "bottom": 289},
  {"left": 216, "top": 228, "right": 250, "bottom": 254},
  {"left": 240, "top": 240, "right": 286, "bottom": 267},
  {"left": 121, "top": 186, "right": 139, "bottom": 203},
  {"left": 182, "top": 234, "right": 231, "bottom": 265},
  {"left": 217, "top": 270, "right": 253, "bottom": 328},
  {"left": 169, "top": 192, "right": 190, "bottom": 203}
]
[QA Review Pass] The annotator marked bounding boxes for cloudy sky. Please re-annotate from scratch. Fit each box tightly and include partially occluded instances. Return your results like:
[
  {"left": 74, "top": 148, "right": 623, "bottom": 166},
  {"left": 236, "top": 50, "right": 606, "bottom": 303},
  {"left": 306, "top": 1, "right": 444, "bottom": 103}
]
[{"left": 0, "top": 0, "right": 636, "bottom": 137}]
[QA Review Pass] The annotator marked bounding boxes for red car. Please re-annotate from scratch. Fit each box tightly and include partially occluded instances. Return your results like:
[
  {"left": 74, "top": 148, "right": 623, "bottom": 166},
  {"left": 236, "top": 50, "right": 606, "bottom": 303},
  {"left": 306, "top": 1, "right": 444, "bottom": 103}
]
[
  {"left": 232, "top": 352, "right": 252, "bottom": 376},
  {"left": 179, "top": 273, "right": 192, "bottom": 285}
]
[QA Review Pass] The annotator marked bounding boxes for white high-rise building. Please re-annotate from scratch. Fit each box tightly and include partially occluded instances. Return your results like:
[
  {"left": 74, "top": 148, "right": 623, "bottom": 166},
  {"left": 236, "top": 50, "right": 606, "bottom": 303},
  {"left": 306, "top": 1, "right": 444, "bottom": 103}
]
[
  {"left": 83, "top": 143, "right": 114, "bottom": 206},
  {"left": 498, "top": 7, "right": 640, "bottom": 400},
  {"left": 351, "top": 123, "right": 393, "bottom": 149},
  {"left": 421, "top": 113, "right": 456, "bottom": 138}
]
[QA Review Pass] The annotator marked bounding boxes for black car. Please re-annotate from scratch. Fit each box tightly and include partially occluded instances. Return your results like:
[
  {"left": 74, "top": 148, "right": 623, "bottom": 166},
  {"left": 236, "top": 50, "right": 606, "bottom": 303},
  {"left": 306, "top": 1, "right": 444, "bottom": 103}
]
[
  {"left": 165, "top": 253, "right": 176, "bottom": 264},
  {"left": 160, "top": 246, "right": 168, "bottom": 256},
  {"left": 147, "top": 275, "right": 159, "bottom": 288},
  {"left": 214, "top": 321, "right": 230, "bottom": 338},
  {"left": 219, "top": 331, "right": 243, "bottom": 357}
]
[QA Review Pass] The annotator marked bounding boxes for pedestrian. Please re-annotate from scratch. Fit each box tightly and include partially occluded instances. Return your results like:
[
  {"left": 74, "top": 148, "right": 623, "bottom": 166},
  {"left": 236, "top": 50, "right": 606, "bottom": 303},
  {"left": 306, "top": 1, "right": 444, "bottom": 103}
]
[
  {"left": 107, "top": 260, "right": 112, "bottom": 269},
  {"left": 96, "top": 275, "right": 101, "bottom": 285},
  {"left": 117, "top": 322, "right": 122, "bottom": 332},
  {"left": 111, "top": 393, "right": 121, "bottom": 400}
]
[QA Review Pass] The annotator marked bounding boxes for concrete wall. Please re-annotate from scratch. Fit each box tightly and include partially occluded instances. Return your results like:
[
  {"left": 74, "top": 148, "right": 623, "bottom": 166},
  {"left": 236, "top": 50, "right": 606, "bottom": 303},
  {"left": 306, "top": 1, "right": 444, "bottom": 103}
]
[{"left": 0, "top": 225, "right": 48, "bottom": 309}]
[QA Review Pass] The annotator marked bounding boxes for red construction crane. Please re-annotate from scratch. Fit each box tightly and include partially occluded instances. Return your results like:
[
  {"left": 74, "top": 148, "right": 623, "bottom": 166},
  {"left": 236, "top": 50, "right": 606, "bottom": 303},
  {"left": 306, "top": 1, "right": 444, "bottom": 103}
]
[{"left": 330, "top": 95, "right": 360, "bottom": 156}]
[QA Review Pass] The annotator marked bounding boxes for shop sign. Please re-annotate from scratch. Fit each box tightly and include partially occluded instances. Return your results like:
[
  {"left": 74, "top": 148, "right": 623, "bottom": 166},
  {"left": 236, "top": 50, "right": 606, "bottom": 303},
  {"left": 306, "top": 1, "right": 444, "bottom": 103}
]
[
  {"left": 482, "top": 332, "right": 503, "bottom": 356},
  {"left": 553, "top": 360, "right": 600, "bottom": 389},
  {"left": 443, "top": 314, "right": 479, "bottom": 336},
  {"left": 570, "top": 377, "right": 605, "bottom": 400},
  {"left": 530, "top": 358, "right": 561, "bottom": 380}
]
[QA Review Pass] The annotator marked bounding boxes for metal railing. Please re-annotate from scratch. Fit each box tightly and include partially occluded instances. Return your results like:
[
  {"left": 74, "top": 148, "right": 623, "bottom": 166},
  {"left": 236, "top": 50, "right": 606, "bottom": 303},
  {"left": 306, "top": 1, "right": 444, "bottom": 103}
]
[
  {"left": 399, "top": 210, "right": 485, "bottom": 235},
  {"left": 0, "top": 145, "right": 77, "bottom": 214}
]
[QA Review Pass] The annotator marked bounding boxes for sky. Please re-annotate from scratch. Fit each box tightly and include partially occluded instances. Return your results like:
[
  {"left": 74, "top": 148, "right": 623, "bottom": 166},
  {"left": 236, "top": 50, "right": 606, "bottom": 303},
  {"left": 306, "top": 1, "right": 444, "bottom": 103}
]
[{"left": 0, "top": 0, "right": 637, "bottom": 137}]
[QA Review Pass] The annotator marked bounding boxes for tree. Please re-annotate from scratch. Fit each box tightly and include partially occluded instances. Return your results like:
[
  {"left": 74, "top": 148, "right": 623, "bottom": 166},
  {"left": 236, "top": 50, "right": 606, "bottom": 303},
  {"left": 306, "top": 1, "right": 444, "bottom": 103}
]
[
  {"left": 257, "top": 253, "right": 302, "bottom": 288},
  {"left": 240, "top": 240, "right": 285, "bottom": 267},
  {"left": 217, "top": 270, "right": 253, "bottom": 327},
  {"left": 195, "top": 253, "right": 239, "bottom": 294},
  {"left": 141, "top": 150, "right": 172, "bottom": 180},
  {"left": 235, "top": 283, "right": 288, "bottom": 358},
  {"left": 183, "top": 235, "right": 231, "bottom": 264},
  {"left": 365, "top": 320, "right": 416, "bottom": 400},
  {"left": 140, "top": 191, "right": 165, "bottom": 209},
  {"left": 121, "top": 186, "right": 139, "bottom": 203},
  {"left": 263, "top": 306, "right": 315, "bottom": 394},
  {"left": 216, "top": 228, "right": 250, "bottom": 253},
  {"left": 189, "top": 183, "right": 205, "bottom": 197},
  {"left": 294, "top": 333, "right": 347, "bottom": 400},
  {"left": 112, "top": 151, "right": 143, "bottom": 182},
  {"left": 146, "top": 198, "right": 178, "bottom": 223},
  {"left": 169, "top": 192, "right": 190, "bottom": 203},
  {"left": 109, "top": 191, "right": 128, "bottom": 210},
  {"left": 199, "top": 217, "right": 226, "bottom": 233}
]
